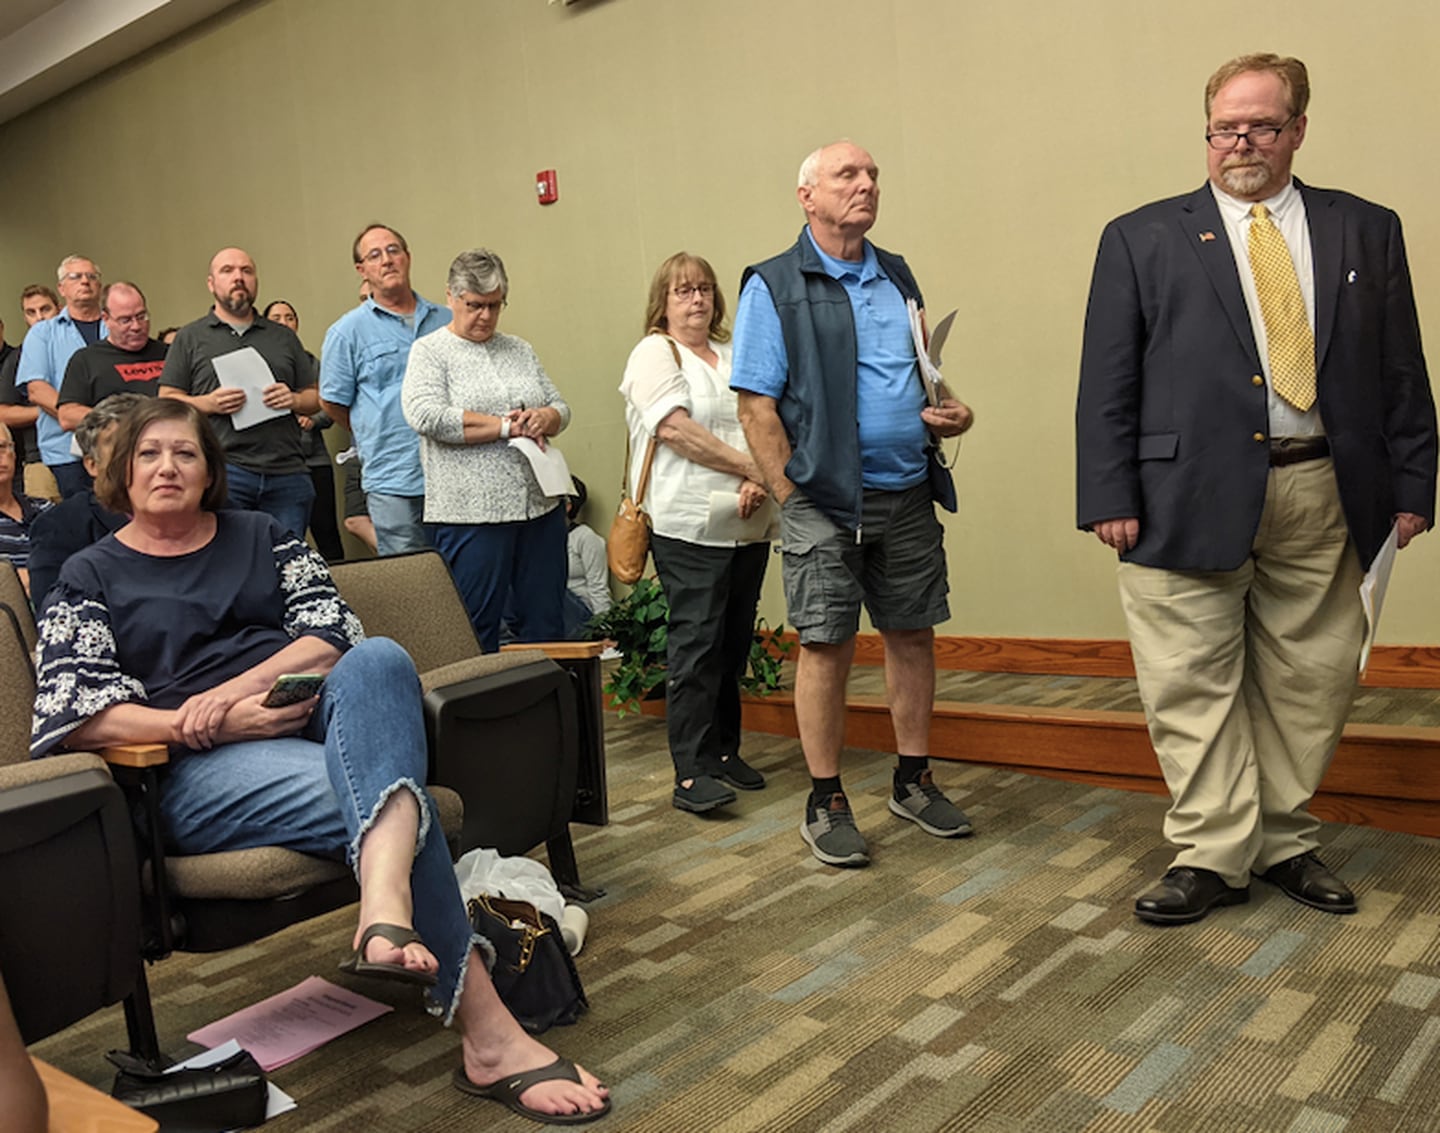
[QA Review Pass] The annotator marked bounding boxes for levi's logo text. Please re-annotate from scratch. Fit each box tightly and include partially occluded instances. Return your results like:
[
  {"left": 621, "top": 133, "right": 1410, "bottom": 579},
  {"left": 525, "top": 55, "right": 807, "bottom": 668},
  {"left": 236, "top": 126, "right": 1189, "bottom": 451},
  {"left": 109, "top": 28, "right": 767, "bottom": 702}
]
[{"left": 115, "top": 361, "right": 166, "bottom": 383}]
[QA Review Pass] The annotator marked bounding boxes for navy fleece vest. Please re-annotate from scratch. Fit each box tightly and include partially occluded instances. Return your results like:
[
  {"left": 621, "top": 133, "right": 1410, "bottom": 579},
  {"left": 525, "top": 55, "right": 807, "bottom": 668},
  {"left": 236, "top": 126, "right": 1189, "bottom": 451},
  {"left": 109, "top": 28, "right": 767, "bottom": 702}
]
[{"left": 742, "top": 229, "right": 925, "bottom": 531}]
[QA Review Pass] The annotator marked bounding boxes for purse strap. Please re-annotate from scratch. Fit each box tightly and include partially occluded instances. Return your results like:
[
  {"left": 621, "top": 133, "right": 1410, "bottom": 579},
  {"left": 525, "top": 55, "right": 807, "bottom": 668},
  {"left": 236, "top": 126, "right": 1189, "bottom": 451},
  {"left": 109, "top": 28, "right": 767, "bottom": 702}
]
[
  {"left": 470, "top": 894, "right": 550, "bottom": 973},
  {"left": 632, "top": 437, "right": 657, "bottom": 506},
  {"left": 623, "top": 335, "right": 685, "bottom": 507}
]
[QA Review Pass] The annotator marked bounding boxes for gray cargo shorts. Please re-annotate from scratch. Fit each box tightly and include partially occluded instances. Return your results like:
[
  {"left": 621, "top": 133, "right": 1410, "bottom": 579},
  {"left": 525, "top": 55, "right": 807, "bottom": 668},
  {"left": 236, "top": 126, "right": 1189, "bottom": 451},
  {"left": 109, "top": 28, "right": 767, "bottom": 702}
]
[{"left": 779, "top": 483, "right": 949, "bottom": 646}]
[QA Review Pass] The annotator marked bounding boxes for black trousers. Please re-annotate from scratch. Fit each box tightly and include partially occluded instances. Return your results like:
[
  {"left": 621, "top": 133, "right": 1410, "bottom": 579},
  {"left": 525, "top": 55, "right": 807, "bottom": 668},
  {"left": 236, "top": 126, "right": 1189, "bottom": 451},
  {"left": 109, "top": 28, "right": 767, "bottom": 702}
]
[
  {"left": 307, "top": 463, "right": 345, "bottom": 563},
  {"left": 650, "top": 534, "right": 770, "bottom": 782}
]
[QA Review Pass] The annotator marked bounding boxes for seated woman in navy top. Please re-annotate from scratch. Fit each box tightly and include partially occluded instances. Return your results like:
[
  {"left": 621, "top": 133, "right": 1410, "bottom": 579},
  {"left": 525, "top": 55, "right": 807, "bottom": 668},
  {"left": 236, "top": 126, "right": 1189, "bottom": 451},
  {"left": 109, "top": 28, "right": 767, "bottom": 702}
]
[
  {"left": 0, "top": 420, "right": 52, "bottom": 597},
  {"left": 30, "top": 398, "right": 609, "bottom": 1126}
]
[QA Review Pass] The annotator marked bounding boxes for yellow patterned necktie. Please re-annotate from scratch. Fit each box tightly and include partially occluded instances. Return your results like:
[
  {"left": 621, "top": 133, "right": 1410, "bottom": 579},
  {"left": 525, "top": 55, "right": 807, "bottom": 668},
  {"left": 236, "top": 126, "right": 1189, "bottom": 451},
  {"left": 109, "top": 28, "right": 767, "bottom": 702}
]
[{"left": 1247, "top": 203, "right": 1316, "bottom": 411}]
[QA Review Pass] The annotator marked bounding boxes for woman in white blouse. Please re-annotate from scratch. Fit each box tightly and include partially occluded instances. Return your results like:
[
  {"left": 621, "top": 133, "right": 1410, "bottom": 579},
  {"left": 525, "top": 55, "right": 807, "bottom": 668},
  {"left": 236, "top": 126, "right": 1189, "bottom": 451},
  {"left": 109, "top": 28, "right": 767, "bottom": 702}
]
[
  {"left": 620, "top": 253, "right": 775, "bottom": 815},
  {"left": 402, "top": 249, "right": 570, "bottom": 652}
]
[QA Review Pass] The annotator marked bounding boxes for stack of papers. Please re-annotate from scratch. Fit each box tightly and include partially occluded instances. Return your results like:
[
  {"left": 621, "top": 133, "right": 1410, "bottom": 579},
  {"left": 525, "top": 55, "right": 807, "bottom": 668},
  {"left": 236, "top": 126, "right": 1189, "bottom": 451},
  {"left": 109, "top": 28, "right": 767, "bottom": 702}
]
[{"left": 187, "top": 976, "right": 392, "bottom": 1071}]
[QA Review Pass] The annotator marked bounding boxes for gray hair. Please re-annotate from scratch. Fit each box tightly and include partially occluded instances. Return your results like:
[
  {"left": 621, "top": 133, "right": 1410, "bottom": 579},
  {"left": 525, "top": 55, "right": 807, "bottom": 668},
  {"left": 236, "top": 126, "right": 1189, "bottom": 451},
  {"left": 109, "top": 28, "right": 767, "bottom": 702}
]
[
  {"left": 798, "top": 140, "right": 867, "bottom": 188},
  {"left": 56, "top": 254, "right": 100, "bottom": 282},
  {"left": 76, "top": 392, "right": 148, "bottom": 459},
  {"left": 797, "top": 146, "right": 826, "bottom": 188},
  {"left": 447, "top": 248, "right": 508, "bottom": 300}
]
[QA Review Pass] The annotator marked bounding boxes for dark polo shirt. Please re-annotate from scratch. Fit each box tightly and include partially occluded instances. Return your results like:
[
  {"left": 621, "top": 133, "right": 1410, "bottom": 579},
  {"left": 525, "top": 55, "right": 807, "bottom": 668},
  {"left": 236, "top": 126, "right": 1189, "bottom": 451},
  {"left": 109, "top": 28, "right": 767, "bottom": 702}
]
[
  {"left": 159, "top": 312, "right": 314, "bottom": 475},
  {"left": 0, "top": 343, "right": 40, "bottom": 464},
  {"left": 59, "top": 338, "right": 168, "bottom": 408}
]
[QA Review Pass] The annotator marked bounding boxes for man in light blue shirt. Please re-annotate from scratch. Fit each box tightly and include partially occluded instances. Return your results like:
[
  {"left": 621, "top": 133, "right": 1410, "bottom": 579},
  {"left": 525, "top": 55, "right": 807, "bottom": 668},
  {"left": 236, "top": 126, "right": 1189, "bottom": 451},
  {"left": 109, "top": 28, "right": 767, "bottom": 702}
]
[
  {"left": 17, "top": 255, "right": 106, "bottom": 498},
  {"left": 732, "top": 141, "right": 974, "bottom": 870},
  {"left": 320, "top": 223, "right": 450, "bottom": 555},
  {"left": 731, "top": 233, "right": 932, "bottom": 495}
]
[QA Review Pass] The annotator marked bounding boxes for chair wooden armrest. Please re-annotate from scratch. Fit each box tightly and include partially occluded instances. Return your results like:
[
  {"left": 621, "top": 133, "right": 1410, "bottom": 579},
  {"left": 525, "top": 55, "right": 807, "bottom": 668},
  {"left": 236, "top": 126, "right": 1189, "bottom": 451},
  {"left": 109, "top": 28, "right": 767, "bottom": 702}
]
[
  {"left": 33, "top": 1058, "right": 160, "bottom": 1132},
  {"left": 99, "top": 743, "right": 171, "bottom": 769},
  {"left": 32, "top": 1065, "right": 159, "bottom": 1133},
  {"left": 500, "top": 640, "right": 609, "bottom": 660}
]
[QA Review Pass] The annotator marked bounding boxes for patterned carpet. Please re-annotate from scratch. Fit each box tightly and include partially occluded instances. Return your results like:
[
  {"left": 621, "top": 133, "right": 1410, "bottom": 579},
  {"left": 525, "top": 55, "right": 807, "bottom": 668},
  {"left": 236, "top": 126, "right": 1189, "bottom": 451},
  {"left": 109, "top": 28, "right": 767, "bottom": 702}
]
[{"left": 32, "top": 709, "right": 1440, "bottom": 1132}]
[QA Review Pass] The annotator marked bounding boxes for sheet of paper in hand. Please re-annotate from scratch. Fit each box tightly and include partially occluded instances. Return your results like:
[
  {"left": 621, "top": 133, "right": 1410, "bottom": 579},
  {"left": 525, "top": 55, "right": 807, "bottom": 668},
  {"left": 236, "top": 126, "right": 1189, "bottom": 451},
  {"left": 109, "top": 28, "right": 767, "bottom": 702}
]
[{"left": 212, "top": 347, "right": 290, "bottom": 431}]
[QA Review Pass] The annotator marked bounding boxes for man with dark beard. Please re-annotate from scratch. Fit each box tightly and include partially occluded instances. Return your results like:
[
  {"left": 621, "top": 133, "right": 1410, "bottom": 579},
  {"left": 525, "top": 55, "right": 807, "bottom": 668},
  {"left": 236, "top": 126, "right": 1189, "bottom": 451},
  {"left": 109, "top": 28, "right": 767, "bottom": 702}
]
[
  {"left": 160, "top": 247, "right": 320, "bottom": 537},
  {"left": 1076, "top": 53, "right": 1436, "bottom": 926}
]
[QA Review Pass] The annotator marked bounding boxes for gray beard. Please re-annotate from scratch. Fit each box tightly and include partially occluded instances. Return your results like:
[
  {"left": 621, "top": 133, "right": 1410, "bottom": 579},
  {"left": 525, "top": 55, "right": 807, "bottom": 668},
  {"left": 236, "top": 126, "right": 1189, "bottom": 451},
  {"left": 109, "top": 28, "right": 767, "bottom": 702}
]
[{"left": 1220, "top": 160, "right": 1271, "bottom": 197}]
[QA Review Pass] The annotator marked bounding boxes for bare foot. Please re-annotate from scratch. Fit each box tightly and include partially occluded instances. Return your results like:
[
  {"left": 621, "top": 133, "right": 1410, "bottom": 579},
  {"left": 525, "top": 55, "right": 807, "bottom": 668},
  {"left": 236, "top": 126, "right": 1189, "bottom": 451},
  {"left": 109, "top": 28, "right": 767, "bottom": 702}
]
[
  {"left": 462, "top": 1030, "right": 608, "bottom": 1118},
  {"left": 352, "top": 923, "right": 438, "bottom": 978}
]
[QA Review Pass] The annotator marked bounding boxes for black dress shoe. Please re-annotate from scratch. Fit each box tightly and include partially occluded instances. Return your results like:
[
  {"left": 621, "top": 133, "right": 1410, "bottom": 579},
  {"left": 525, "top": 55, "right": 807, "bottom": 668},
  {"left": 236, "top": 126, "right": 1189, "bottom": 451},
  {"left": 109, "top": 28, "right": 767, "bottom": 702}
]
[
  {"left": 1134, "top": 867, "right": 1250, "bottom": 925},
  {"left": 1259, "top": 851, "right": 1357, "bottom": 914}
]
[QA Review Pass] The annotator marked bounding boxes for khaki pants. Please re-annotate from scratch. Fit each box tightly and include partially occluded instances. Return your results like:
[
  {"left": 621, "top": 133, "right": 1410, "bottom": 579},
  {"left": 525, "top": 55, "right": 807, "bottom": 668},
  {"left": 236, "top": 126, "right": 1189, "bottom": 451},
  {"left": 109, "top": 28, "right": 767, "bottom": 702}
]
[{"left": 1118, "top": 458, "right": 1364, "bottom": 887}]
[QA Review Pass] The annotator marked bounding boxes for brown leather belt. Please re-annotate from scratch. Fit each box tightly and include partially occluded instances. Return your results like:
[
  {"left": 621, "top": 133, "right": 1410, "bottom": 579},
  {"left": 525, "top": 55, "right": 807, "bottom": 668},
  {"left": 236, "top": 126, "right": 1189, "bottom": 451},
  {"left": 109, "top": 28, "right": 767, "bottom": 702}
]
[{"left": 1269, "top": 436, "right": 1330, "bottom": 467}]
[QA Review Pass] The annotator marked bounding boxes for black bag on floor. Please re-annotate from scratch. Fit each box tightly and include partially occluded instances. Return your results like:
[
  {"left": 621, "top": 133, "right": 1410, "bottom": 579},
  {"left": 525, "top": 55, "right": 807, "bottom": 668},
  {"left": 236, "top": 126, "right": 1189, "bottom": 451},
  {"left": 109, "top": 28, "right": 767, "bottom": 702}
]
[
  {"left": 108, "top": 1046, "right": 268, "bottom": 1132},
  {"left": 468, "top": 893, "right": 589, "bottom": 1034}
]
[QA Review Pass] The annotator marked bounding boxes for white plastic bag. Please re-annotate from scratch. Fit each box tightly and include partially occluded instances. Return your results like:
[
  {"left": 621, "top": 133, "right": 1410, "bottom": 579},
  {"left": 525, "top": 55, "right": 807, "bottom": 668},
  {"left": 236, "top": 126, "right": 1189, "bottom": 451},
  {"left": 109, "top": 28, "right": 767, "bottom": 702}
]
[{"left": 453, "top": 848, "right": 565, "bottom": 927}]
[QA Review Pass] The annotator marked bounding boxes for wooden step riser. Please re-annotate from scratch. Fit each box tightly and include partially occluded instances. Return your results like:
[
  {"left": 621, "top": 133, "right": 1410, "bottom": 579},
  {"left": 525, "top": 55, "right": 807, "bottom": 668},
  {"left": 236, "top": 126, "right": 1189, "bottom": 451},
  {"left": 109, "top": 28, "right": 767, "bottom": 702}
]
[{"left": 648, "top": 694, "right": 1440, "bottom": 840}]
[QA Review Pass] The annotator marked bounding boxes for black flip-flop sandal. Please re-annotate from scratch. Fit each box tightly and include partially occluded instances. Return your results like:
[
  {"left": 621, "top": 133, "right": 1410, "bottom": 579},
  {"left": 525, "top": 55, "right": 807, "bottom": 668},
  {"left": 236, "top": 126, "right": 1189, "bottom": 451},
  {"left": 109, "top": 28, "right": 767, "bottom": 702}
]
[
  {"left": 452, "top": 1057, "right": 611, "bottom": 1126},
  {"left": 337, "top": 922, "right": 438, "bottom": 987}
]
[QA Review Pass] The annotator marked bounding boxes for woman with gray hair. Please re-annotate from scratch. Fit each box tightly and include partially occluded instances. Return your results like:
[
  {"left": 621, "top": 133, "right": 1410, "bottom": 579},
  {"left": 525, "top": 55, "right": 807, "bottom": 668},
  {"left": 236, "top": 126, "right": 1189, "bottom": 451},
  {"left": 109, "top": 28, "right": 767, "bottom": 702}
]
[{"left": 402, "top": 249, "right": 571, "bottom": 652}]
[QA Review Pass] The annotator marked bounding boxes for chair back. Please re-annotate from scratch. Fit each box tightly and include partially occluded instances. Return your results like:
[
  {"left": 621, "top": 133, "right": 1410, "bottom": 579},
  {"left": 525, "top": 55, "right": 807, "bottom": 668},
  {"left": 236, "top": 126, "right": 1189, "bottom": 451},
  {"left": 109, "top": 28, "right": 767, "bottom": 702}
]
[
  {"left": 0, "top": 606, "right": 35, "bottom": 768},
  {"left": 330, "top": 551, "right": 485, "bottom": 672},
  {"left": 0, "top": 764, "right": 143, "bottom": 1045},
  {"left": 0, "top": 563, "right": 35, "bottom": 653}
]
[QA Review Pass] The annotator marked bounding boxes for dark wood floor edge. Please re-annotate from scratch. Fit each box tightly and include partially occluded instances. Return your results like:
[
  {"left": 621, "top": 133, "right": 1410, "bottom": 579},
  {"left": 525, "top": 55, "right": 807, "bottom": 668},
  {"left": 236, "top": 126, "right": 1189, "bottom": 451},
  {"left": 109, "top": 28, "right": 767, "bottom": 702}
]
[{"left": 774, "top": 632, "right": 1440, "bottom": 689}]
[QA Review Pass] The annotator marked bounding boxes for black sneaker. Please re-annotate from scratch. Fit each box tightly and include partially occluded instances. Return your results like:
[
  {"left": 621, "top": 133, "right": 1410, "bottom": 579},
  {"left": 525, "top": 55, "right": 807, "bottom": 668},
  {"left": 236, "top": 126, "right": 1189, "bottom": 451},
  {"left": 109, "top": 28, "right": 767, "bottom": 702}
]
[
  {"left": 717, "top": 753, "right": 766, "bottom": 790},
  {"left": 889, "top": 770, "right": 973, "bottom": 837},
  {"left": 800, "top": 792, "right": 869, "bottom": 867},
  {"left": 673, "top": 775, "right": 737, "bottom": 813}
]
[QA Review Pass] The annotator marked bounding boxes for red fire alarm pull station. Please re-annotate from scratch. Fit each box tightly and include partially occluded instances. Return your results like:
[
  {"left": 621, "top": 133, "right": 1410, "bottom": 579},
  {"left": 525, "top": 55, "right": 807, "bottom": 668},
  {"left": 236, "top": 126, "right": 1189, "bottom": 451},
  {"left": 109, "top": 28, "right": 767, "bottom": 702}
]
[{"left": 536, "top": 169, "right": 558, "bottom": 205}]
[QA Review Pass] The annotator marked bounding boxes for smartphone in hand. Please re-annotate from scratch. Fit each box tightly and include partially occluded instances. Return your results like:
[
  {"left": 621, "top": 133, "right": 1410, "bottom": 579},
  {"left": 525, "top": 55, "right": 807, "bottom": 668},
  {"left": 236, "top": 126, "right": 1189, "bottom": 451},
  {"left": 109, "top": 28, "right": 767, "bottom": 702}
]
[{"left": 261, "top": 673, "right": 325, "bottom": 708}]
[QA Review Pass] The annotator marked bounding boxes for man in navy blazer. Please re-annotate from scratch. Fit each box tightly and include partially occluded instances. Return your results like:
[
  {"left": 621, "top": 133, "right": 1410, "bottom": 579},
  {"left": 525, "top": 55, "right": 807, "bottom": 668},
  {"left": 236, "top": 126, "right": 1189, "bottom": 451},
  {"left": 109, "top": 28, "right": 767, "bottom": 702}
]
[{"left": 1076, "top": 53, "right": 1436, "bottom": 926}]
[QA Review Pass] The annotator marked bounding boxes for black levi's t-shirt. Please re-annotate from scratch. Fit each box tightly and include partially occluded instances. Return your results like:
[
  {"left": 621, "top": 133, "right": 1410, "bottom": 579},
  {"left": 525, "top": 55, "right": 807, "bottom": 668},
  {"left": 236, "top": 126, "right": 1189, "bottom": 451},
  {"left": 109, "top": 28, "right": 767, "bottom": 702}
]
[{"left": 59, "top": 338, "right": 168, "bottom": 406}]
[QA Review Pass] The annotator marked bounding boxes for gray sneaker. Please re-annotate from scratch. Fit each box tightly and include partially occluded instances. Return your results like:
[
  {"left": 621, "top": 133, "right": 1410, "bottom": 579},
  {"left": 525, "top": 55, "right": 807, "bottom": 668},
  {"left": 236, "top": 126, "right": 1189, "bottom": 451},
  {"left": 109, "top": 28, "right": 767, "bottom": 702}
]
[
  {"left": 801, "top": 792, "right": 870, "bottom": 867},
  {"left": 889, "top": 771, "right": 973, "bottom": 837}
]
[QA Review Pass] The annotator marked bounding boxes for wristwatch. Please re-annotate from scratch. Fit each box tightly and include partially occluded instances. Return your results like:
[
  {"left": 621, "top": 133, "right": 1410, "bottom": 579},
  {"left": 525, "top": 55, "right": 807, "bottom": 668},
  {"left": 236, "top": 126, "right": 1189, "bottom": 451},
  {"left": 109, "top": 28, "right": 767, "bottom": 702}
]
[{"left": 499, "top": 416, "right": 511, "bottom": 439}]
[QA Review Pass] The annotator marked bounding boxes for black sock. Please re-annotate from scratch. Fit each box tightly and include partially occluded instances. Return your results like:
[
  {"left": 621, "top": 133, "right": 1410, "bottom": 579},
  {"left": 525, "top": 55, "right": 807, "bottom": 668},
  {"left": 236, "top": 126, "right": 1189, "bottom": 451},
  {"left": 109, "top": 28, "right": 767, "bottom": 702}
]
[
  {"left": 810, "top": 776, "right": 842, "bottom": 806},
  {"left": 895, "top": 756, "right": 929, "bottom": 785}
]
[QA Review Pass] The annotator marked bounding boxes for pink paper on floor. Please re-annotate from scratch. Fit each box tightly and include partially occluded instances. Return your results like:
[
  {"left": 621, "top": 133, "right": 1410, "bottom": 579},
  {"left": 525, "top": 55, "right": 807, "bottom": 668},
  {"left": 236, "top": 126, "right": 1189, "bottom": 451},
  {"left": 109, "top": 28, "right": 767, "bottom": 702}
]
[{"left": 187, "top": 975, "right": 393, "bottom": 1071}]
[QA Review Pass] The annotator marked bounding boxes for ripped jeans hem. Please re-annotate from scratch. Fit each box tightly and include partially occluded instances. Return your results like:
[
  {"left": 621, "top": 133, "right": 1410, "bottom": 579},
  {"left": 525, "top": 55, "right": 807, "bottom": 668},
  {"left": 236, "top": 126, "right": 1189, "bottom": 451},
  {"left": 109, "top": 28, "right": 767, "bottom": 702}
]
[{"left": 345, "top": 775, "right": 433, "bottom": 879}]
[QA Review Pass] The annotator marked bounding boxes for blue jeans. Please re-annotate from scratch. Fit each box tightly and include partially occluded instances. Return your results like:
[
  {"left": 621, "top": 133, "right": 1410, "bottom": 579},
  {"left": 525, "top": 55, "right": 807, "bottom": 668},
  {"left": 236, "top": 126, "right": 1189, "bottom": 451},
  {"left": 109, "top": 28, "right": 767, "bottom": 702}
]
[
  {"left": 563, "top": 589, "right": 595, "bottom": 640},
  {"left": 224, "top": 464, "right": 316, "bottom": 541},
  {"left": 158, "top": 638, "right": 483, "bottom": 1022},
  {"left": 430, "top": 507, "right": 566, "bottom": 653},
  {"left": 368, "top": 493, "right": 430, "bottom": 557}
]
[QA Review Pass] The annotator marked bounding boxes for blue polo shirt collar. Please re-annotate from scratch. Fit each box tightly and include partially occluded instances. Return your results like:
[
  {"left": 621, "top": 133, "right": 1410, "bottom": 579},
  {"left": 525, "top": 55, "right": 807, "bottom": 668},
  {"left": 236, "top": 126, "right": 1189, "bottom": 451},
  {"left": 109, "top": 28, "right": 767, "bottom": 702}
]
[{"left": 802, "top": 225, "right": 883, "bottom": 284}]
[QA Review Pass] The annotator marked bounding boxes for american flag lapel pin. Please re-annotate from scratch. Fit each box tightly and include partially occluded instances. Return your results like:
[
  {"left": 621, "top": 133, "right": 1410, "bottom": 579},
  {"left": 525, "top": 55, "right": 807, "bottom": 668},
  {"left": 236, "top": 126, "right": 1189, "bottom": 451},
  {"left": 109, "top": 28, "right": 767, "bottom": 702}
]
[{"left": 1199, "top": 231, "right": 1216, "bottom": 242}]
